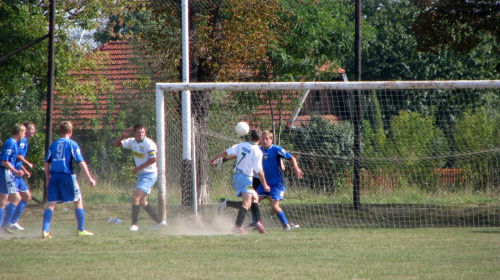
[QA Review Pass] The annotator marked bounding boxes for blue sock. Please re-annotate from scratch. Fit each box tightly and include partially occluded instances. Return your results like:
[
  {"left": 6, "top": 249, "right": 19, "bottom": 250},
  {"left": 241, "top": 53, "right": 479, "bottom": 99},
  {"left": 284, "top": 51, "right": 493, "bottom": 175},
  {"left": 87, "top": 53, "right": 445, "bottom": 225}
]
[
  {"left": 276, "top": 210, "right": 288, "bottom": 225},
  {"left": 42, "top": 209, "right": 53, "bottom": 232},
  {"left": 0, "top": 208, "right": 4, "bottom": 227},
  {"left": 11, "top": 200, "right": 28, "bottom": 224},
  {"left": 1, "top": 203, "right": 9, "bottom": 225},
  {"left": 75, "top": 208, "right": 85, "bottom": 231},
  {"left": 3, "top": 203, "right": 17, "bottom": 227}
]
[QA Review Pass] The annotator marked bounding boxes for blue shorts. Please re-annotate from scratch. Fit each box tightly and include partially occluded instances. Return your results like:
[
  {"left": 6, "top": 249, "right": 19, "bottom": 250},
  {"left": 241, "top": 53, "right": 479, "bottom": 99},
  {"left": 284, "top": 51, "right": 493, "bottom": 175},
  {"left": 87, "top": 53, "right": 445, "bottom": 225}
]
[
  {"left": 0, "top": 168, "right": 17, "bottom": 195},
  {"left": 14, "top": 176, "right": 29, "bottom": 192},
  {"left": 257, "top": 184, "right": 286, "bottom": 200},
  {"left": 137, "top": 172, "right": 157, "bottom": 194},
  {"left": 47, "top": 173, "right": 82, "bottom": 203},
  {"left": 232, "top": 172, "right": 255, "bottom": 197}
]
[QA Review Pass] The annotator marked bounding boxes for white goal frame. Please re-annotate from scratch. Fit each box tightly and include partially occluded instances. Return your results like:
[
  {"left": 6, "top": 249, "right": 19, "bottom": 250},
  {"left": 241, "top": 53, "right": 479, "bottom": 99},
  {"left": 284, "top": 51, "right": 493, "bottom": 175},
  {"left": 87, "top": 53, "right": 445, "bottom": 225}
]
[{"left": 155, "top": 80, "right": 500, "bottom": 214}]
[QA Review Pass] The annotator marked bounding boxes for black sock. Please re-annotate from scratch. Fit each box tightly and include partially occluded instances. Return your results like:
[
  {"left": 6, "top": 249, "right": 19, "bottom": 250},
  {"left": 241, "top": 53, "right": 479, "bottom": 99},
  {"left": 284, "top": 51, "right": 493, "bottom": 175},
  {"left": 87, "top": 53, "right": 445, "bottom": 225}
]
[
  {"left": 143, "top": 204, "right": 162, "bottom": 223},
  {"left": 235, "top": 207, "right": 248, "bottom": 228},
  {"left": 227, "top": 200, "right": 243, "bottom": 209},
  {"left": 250, "top": 203, "right": 262, "bottom": 222},
  {"left": 132, "top": 205, "right": 140, "bottom": 225}
]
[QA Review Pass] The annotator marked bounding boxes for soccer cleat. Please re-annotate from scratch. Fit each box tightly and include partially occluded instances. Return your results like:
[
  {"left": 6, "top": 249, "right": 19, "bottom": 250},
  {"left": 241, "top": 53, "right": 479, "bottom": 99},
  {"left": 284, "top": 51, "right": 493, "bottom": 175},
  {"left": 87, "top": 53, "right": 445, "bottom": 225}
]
[
  {"left": 256, "top": 221, "right": 266, "bottom": 234},
  {"left": 284, "top": 223, "right": 300, "bottom": 231},
  {"left": 246, "top": 222, "right": 258, "bottom": 230},
  {"left": 232, "top": 227, "right": 246, "bottom": 234},
  {"left": 77, "top": 229, "right": 94, "bottom": 236},
  {"left": 218, "top": 198, "right": 227, "bottom": 214},
  {"left": 42, "top": 231, "right": 52, "bottom": 239},
  {"left": 151, "top": 220, "right": 167, "bottom": 230},
  {"left": 1, "top": 226, "right": 15, "bottom": 234},
  {"left": 130, "top": 225, "right": 139, "bottom": 231},
  {"left": 9, "top": 223, "right": 25, "bottom": 230}
]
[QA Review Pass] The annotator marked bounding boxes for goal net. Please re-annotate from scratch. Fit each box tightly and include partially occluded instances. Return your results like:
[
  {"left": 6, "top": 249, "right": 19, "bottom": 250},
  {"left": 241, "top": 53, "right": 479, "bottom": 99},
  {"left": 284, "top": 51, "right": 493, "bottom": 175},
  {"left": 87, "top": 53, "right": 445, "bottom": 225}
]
[{"left": 157, "top": 81, "right": 500, "bottom": 228}]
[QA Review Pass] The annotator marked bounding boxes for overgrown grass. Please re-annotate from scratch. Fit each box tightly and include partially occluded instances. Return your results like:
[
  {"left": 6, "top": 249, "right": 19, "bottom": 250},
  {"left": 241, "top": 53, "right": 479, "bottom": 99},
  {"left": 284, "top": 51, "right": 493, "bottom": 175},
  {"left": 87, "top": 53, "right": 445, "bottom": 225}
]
[{"left": 1, "top": 209, "right": 499, "bottom": 280}]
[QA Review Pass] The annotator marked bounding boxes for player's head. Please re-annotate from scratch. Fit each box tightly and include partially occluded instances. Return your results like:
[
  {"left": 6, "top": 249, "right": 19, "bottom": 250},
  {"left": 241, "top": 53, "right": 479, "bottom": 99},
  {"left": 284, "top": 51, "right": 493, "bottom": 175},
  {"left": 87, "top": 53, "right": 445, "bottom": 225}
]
[
  {"left": 12, "top": 123, "right": 26, "bottom": 139},
  {"left": 133, "top": 124, "right": 146, "bottom": 142},
  {"left": 59, "top": 121, "right": 73, "bottom": 135},
  {"left": 261, "top": 130, "right": 273, "bottom": 148},
  {"left": 250, "top": 129, "right": 262, "bottom": 142},
  {"left": 23, "top": 122, "right": 36, "bottom": 138}
]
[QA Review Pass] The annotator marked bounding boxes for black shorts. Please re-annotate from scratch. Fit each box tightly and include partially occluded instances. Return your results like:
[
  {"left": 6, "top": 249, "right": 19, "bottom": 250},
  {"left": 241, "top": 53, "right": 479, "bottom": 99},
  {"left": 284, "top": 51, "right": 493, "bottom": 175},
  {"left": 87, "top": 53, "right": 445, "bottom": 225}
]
[{"left": 252, "top": 177, "right": 261, "bottom": 191}]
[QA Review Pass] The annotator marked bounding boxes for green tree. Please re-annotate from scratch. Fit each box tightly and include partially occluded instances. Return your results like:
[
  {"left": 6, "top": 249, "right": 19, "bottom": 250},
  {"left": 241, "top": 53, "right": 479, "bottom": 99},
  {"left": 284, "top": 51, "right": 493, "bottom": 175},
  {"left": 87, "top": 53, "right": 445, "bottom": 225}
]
[{"left": 411, "top": 0, "right": 500, "bottom": 73}]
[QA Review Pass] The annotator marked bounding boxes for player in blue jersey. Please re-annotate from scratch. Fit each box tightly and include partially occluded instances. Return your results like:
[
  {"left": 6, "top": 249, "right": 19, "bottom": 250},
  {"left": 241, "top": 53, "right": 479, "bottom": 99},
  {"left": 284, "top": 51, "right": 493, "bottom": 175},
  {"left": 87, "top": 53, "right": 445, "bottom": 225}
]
[
  {"left": 255, "top": 130, "right": 303, "bottom": 230},
  {"left": 210, "top": 129, "right": 270, "bottom": 234},
  {"left": 42, "top": 121, "right": 97, "bottom": 239},
  {"left": 219, "top": 130, "right": 303, "bottom": 231},
  {"left": 8, "top": 122, "right": 36, "bottom": 230},
  {"left": 114, "top": 124, "right": 166, "bottom": 231},
  {"left": 0, "top": 124, "right": 26, "bottom": 234}
]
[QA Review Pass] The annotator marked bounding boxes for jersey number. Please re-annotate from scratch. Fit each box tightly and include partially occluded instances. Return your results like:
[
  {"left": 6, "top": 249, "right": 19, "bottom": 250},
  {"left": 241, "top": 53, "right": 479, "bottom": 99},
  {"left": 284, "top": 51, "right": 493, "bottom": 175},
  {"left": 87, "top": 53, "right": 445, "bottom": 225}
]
[
  {"left": 56, "top": 142, "right": 64, "bottom": 159},
  {"left": 237, "top": 152, "right": 247, "bottom": 165}
]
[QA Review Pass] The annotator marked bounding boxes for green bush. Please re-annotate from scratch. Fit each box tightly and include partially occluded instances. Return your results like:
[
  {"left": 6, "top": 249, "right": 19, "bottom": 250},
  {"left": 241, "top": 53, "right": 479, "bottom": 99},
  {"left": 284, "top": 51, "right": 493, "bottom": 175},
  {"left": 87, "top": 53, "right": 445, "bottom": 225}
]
[
  {"left": 283, "top": 115, "right": 354, "bottom": 192},
  {"left": 454, "top": 107, "right": 500, "bottom": 190}
]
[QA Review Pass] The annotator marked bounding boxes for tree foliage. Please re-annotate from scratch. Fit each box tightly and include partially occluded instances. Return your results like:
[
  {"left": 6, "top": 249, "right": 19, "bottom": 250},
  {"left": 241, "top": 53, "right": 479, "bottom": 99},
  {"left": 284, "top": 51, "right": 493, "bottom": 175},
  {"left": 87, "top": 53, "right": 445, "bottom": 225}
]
[{"left": 411, "top": 0, "right": 500, "bottom": 56}]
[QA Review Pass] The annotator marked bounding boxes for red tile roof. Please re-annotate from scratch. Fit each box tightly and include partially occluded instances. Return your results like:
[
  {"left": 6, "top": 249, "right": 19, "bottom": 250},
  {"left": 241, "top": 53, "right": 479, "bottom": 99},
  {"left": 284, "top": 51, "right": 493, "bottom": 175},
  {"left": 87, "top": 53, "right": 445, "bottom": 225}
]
[{"left": 45, "top": 41, "right": 153, "bottom": 130}]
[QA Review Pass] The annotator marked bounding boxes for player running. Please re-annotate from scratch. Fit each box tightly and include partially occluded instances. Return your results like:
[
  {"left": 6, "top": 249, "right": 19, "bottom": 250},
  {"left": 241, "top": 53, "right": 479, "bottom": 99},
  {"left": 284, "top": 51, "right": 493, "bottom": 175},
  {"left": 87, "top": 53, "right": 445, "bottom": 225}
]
[{"left": 210, "top": 129, "right": 269, "bottom": 234}]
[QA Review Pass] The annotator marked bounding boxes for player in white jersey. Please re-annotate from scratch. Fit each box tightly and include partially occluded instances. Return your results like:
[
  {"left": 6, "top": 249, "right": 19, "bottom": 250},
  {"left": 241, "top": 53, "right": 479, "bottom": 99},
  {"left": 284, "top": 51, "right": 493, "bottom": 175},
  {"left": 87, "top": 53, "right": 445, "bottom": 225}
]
[
  {"left": 114, "top": 124, "right": 166, "bottom": 231},
  {"left": 210, "top": 129, "right": 270, "bottom": 234}
]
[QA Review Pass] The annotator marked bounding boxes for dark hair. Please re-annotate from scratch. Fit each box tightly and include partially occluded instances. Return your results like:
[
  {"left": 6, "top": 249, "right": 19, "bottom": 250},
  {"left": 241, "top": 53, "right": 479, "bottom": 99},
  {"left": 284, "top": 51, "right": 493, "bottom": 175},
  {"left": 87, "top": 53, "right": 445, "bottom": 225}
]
[
  {"left": 134, "top": 124, "right": 146, "bottom": 132},
  {"left": 23, "top": 122, "right": 35, "bottom": 129},
  {"left": 250, "top": 129, "right": 262, "bottom": 141}
]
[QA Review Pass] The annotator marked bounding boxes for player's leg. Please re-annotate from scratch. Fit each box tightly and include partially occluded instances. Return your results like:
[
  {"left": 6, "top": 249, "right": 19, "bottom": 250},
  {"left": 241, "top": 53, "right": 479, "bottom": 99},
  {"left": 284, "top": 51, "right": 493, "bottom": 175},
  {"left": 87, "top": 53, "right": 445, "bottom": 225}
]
[
  {"left": 10, "top": 178, "right": 32, "bottom": 230},
  {"left": 1, "top": 171, "right": 20, "bottom": 229},
  {"left": 2, "top": 192, "right": 20, "bottom": 228},
  {"left": 136, "top": 172, "right": 165, "bottom": 227},
  {"left": 131, "top": 188, "right": 145, "bottom": 230},
  {"left": 270, "top": 186, "right": 299, "bottom": 230},
  {"left": 0, "top": 194, "right": 7, "bottom": 233},
  {"left": 42, "top": 202, "right": 56, "bottom": 239}
]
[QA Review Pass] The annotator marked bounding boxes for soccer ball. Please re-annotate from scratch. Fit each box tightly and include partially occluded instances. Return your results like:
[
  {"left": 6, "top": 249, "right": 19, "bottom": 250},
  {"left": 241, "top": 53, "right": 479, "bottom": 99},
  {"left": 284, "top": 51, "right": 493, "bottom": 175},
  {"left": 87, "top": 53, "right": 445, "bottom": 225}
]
[{"left": 235, "top": 122, "right": 250, "bottom": 137}]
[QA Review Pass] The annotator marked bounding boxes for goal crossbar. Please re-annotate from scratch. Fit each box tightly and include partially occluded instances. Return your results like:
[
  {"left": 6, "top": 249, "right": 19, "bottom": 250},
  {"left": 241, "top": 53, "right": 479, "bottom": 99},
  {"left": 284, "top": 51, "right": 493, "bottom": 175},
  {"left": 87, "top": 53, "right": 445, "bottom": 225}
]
[{"left": 157, "top": 80, "right": 500, "bottom": 91}]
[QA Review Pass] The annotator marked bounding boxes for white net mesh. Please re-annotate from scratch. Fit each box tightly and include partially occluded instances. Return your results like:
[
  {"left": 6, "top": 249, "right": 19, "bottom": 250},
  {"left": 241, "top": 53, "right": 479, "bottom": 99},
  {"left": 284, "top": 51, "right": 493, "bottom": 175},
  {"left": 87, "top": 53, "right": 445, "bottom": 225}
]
[{"left": 159, "top": 81, "right": 500, "bottom": 228}]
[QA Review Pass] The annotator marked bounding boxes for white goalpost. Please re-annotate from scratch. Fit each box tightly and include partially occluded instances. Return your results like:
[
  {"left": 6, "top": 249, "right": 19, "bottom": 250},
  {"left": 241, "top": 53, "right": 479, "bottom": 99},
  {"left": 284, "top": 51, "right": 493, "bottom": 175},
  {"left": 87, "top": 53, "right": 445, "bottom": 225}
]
[{"left": 156, "top": 80, "right": 500, "bottom": 229}]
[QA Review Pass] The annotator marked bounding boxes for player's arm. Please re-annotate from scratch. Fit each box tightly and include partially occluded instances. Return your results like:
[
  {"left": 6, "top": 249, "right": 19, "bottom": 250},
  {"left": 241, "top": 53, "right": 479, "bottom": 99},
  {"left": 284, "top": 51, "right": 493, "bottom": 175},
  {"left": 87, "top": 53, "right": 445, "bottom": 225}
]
[
  {"left": 133, "top": 157, "right": 157, "bottom": 174},
  {"left": 78, "top": 161, "right": 96, "bottom": 186},
  {"left": 210, "top": 151, "right": 229, "bottom": 166},
  {"left": 2, "top": 160, "right": 23, "bottom": 177},
  {"left": 224, "top": 154, "right": 237, "bottom": 162},
  {"left": 113, "top": 127, "right": 133, "bottom": 147},
  {"left": 21, "top": 165, "right": 31, "bottom": 178},
  {"left": 289, "top": 156, "right": 304, "bottom": 178},
  {"left": 256, "top": 170, "right": 270, "bottom": 192},
  {"left": 17, "top": 154, "right": 33, "bottom": 169}
]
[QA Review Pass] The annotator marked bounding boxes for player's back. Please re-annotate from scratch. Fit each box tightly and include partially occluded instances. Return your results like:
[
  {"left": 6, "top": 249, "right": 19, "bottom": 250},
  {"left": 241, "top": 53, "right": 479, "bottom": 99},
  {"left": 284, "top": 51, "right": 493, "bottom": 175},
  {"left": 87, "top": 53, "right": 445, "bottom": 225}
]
[
  {"left": 231, "top": 142, "right": 263, "bottom": 176},
  {"left": 46, "top": 138, "right": 83, "bottom": 174}
]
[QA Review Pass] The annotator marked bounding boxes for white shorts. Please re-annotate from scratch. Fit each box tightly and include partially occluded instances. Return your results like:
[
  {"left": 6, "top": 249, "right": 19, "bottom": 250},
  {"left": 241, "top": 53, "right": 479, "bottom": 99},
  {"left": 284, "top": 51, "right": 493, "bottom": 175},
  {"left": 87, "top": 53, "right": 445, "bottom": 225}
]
[
  {"left": 232, "top": 172, "right": 255, "bottom": 197},
  {"left": 137, "top": 172, "right": 158, "bottom": 194}
]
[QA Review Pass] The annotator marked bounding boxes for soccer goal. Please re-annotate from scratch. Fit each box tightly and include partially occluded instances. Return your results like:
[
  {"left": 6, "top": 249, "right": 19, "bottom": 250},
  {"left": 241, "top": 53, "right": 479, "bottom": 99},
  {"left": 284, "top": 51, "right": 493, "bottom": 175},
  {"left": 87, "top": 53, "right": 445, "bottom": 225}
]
[{"left": 156, "top": 80, "right": 500, "bottom": 228}]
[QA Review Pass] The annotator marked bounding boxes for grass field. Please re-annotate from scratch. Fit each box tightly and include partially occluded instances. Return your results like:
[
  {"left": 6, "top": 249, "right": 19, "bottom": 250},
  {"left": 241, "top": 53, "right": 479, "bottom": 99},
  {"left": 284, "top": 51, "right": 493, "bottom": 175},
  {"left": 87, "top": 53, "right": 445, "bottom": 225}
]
[{"left": 1, "top": 204, "right": 499, "bottom": 280}]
